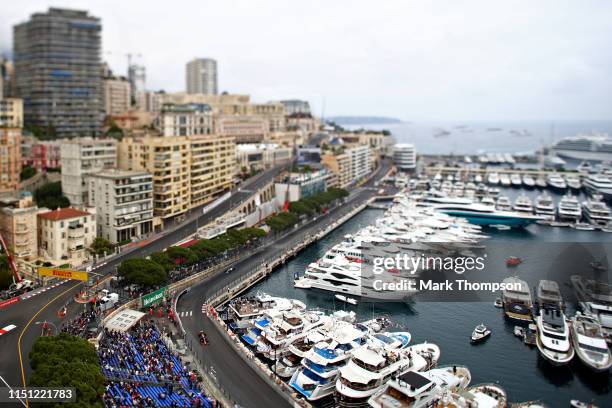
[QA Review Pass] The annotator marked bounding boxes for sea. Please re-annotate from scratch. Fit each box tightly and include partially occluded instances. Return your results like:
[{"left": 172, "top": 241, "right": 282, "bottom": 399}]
[{"left": 241, "top": 156, "right": 612, "bottom": 407}]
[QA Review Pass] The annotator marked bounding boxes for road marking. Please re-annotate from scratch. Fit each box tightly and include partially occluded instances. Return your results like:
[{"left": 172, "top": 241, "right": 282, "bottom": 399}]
[
  {"left": 0, "top": 324, "right": 17, "bottom": 336},
  {"left": 0, "top": 375, "right": 26, "bottom": 407},
  {"left": 18, "top": 280, "right": 82, "bottom": 407},
  {"left": 20, "top": 281, "right": 67, "bottom": 300}
]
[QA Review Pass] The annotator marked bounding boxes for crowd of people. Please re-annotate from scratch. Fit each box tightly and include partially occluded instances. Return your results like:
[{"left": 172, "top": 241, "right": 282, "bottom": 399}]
[
  {"left": 99, "top": 321, "right": 213, "bottom": 408},
  {"left": 61, "top": 309, "right": 100, "bottom": 338}
]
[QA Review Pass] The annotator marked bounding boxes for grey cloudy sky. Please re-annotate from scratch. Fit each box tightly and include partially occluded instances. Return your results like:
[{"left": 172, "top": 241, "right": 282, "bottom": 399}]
[{"left": 2, "top": 0, "right": 612, "bottom": 121}]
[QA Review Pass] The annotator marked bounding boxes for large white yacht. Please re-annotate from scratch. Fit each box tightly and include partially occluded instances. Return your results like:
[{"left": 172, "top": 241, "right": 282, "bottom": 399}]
[
  {"left": 510, "top": 173, "right": 522, "bottom": 187},
  {"left": 583, "top": 174, "right": 612, "bottom": 200},
  {"left": 582, "top": 197, "right": 612, "bottom": 226},
  {"left": 571, "top": 275, "right": 612, "bottom": 344},
  {"left": 499, "top": 174, "right": 511, "bottom": 187},
  {"left": 534, "top": 193, "right": 555, "bottom": 218},
  {"left": 535, "top": 307, "right": 574, "bottom": 365},
  {"left": 226, "top": 293, "right": 305, "bottom": 329},
  {"left": 502, "top": 277, "right": 533, "bottom": 322},
  {"left": 547, "top": 173, "right": 567, "bottom": 192},
  {"left": 513, "top": 194, "right": 534, "bottom": 214},
  {"left": 557, "top": 193, "right": 582, "bottom": 222},
  {"left": 551, "top": 134, "right": 612, "bottom": 162},
  {"left": 496, "top": 196, "right": 512, "bottom": 211},
  {"left": 289, "top": 322, "right": 369, "bottom": 400},
  {"left": 536, "top": 280, "right": 564, "bottom": 310},
  {"left": 571, "top": 312, "right": 612, "bottom": 372},
  {"left": 335, "top": 343, "right": 430, "bottom": 406}
]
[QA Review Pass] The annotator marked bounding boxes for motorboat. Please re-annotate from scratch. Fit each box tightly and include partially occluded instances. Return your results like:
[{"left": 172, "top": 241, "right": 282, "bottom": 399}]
[
  {"left": 535, "top": 176, "right": 547, "bottom": 189},
  {"left": 502, "top": 277, "right": 533, "bottom": 322},
  {"left": 273, "top": 329, "right": 331, "bottom": 379},
  {"left": 571, "top": 400, "right": 599, "bottom": 408},
  {"left": 336, "top": 294, "right": 358, "bottom": 305},
  {"left": 459, "top": 383, "right": 508, "bottom": 408},
  {"left": 499, "top": 174, "right": 511, "bottom": 187},
  {"left": 557, "top": 193, "right": 582, "bottom": 222},
  {"left": 226, "top": 293, "right": 306, "bottom": 330},
  {"left": 522, "top": 174, "right": 536, "bottom": 189},
  {"left": 367, "top": 371, "right": 441, "bottom": 408},
  {"left": 582, "top": 197, "right": 612, "bottom": 226},
  {"left": 571, "top": 312, "right": 612, "bottom": 372},
  {"left": 510, "top": 173, "right": 522, "bottom": 187},
  {"left": 514, "top": 326, "right": 525, "bottom": 338},
  {"left": 487, "top": 172, "right": 500, "bottom": 185},
  {"left": 534, "top": 193, "right": 555, "bottom": 218},
  {"left": 494, "top": 298, "right": 503, "bottom": 308},
  {"left": 471, "top": 324, "right": 491, "bottom": 343},
  {"left": 571, "top": 223, "right": 596, "bottom": 231},
  {"left": 536, "top": 280, "right": 564, "bottom": 310},
  {"left": 496, "top": 196, "right": 512, "bottom": 211},
  {"left": 577, "top": 161, "right": 594, "bottom": 174},
  {"left": 566, "top": 175, "right": 582, "bottom": 191},
  {"left": 547, "top": 173, "right": 567, "bottom": 192},
  {"left": 513, "top": 194, "right": 534, "bottom": 214},
  {"left": 535, "top": 307, "right": 574, "bottom": 365},
  {"left": 335, "top": 342, "right": 430, "bottom": 406},
  {"left": 410, "top": 343, "right": 441, "bottom": 370},
  {"left": 571, "top": 275, "right": 612, "bottom": 344},
  {"left": 583, "top": 174, "right": 612, "bottom": 200},
  {"left": 427, "top": 365, "right": 472, "bottom": 391}
]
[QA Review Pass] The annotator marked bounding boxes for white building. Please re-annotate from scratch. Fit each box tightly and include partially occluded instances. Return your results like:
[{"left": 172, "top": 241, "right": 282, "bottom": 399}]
[
  {"left": 61, "top": 138, "right": 117, "bottom": 207},
  {"left": 156, "top": 103, "right": 213, "bottom": 136},
  {"left": 236, "top": 143, "right": 293, "bottom": 171},
  {"left": 87, "top": 169, "right": 154, "bottom": 244},
  {"left": 274, "top": 169, "right": 328, "bottom": 205},
  {"left": 38, "top": 208, "right": 96, "bottom": 264},
  {"left": 393, "top": 143, "right": 416, "bottom": 171},
  {"left": 347, "top": 144, "right": 372, "bottom": 181},
  {"left": 186, "top": 58, "right": 218, "bottom": 95}
]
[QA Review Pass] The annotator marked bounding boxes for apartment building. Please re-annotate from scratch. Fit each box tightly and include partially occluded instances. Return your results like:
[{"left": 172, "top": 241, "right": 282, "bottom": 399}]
[
  {"left": 38, "top": 207, "right": 96, "bottom": 264},
  {"left": 0, "top": 98, "right": 23, "bottom": 194},
  {"left": 103, "top": 76, "right": 131, "bottom": 116},
  {"left": 279, "top": 100, "right": 311, "bottom": 115},
  {"left": 156, "top": 103, "right": 213, "bottom": 136},
  {"left": 236, "top": 143, "right": 293, "bottom": 171},
  {"left": 216, "top": 116, "right": 268, "bottom": 143},
  {"left": 321, "top": 144, "right": 372, "bottom": 188},
  {"left": 274, "top": 168, "right": 328, "bottom": 205},
  {"left": 186, "top": 58, "right": 218, "bottom": 95},
  {"left": 0, "top": 193, "right": 38, "bottom": 263},
  {"left": 393, "top": 143, "right": 417, "bottom": 171},
  {"left": 60, "top": 138, "right": 117, "bottom": 207},
  {"left": 13, "top": 8, "right": 102, "bottom": 137},
  {"left": 87, "top": 170, "right": 153, "bottom": 243},
  {"left": 24, "top": 138, "right": 63, "bottom": 171},
  {"left": 118, "top": 134, "right": 235, "bottom": 223}
]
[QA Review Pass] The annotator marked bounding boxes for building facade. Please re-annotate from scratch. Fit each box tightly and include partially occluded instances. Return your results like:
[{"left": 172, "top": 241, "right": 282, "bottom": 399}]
[
  {"left": 38, "top": 207, "right": 95, "bottom": 264},
  {"left": 0, "top": 193, "right": 38, "bottom": 263},
  {"left": 13, "top": 8, "right": 102, "bottom": 137},
  {"left": 279, "top": 100, "right": 311, "bottom": 116},
  {"left": 60, "top": 138, "right": 117, "bottom": 207},
  {"left": 0, "top": 98, "right": 23, "bottom": 194},
  {"left": 87, "top": 170, "right": 153, "bottom": 244},
  {"left": 236, "top": 143, "right": 293, "bottom": 172},
  {"left": 157, "top": 103, "right": 213, "bottom": 136},
  {"left": 23, "top": 138, "right": 63, "bottom": 171},
  {"left": 103, "top": 76, "right": 131, "bottom": 116},
  {"left": 274, "top": 169, "right": 328, "bottom": 205},
  {"left": 128, "top": 63, "right": 146, "bottom": 107},
  {"left": 321, "top": 144, "right": 372, "bottom": 188},
  {"left": 393, "top": 143, "right": 416, "bottom": 171},
  {"left": 186, "top": 58, "right": 218, "bottom": 95}
]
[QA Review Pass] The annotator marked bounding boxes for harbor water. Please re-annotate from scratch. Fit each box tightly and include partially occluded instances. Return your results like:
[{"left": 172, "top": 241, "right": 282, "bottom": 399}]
[{"left": 242, "top": 198, "right": 612, "bottom": 406}]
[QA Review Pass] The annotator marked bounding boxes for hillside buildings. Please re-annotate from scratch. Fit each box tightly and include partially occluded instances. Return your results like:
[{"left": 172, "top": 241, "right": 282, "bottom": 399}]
[
  {"left": 38, "top": 207, "right": 96, "bottom": 264},
  {"left": 236, "top": 143, "right": 293, "bottom": 172},
  {"left": 0, "top": 98, "right": 23, "bottom": 195},
  {"left": 13, "top": 8, "right": 102, "bottom": 137},
  {"left": 321, "top": 144, "right": 372, "bottom": 188},
  {"left": 0, "top": 193, "right": 38, "bottom": 265},
  {"left": 156, "top": 103, "right": 213, "bottom": 136},
  {"left": 103, "top": 75, "right": 131, "bottom": 116},
  {"left": 186, "top": 58, "right": 218, "bottom": 95}
]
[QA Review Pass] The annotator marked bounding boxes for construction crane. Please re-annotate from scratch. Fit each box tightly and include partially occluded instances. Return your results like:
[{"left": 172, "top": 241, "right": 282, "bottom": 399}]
[
  {"left": 104, "top": 51, "right": 143, "bottom": 76},
  {"left": 0, "top": 231, "right": 21, "bottom": 283}
]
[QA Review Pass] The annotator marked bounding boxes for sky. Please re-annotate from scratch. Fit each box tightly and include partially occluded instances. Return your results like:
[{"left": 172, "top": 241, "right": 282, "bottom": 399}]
[{"left": 2, "top": 0, "right": 612, "bottom": 121}]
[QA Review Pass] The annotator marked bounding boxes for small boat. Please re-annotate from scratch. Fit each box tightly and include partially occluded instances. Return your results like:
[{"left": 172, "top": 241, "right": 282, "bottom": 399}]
[
  {"left": 535, "top": 177, "right": 547, "bottom": 189},
  {"left": 523, "top": 174, "right": 536, "bottom": 189},
  {"left": 471, "top": 324, "right": 491, "bottom": 343},
  {"left": 571, "top": 312, "right": 612, "bottom": 372},
  {"left": 571, "top": 400, "right": 599, "bottom": 408},
  {"left": 524, "top": 323, "right": 537, "bottom": 346},
  {"left": 335, "top": 294, "right": 358, "bottom": 305},
  {"left": 514, "top": 326, "right": 526, "bottom": 338},
  {"left": 464, "top": 383, "right": 507, "bottom": 407},
  {"left": 491, "top": 224, "right": 512, "bottom": 231},
  {"left": 506, "top": 256, "right": 522, "bottom": 266},
  {"left": 494, "top": 298, "right": 503, "bottom": 308},
  {"left": 571, "top": 222, "right": 596, "bottom": 231}
]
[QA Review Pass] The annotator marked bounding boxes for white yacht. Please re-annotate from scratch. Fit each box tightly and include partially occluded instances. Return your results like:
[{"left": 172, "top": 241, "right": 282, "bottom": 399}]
[
  {"left": 369, "top": 332, "right": 412, "bottom": 351},
  {"left": 571, "top": 312, "right": 612, "bottom": 372},
  {"left": 510, "top": 173, "right": 522, "bottom": 187},
  {"left": 534, "top": 193, "right": 555, "bottom": 218},
  {"left": 226, "top": 293, "right": 305, "bottom": 329},
  {"left": 496, "top": 196, "right": 512, "bottom": 211},
  {"left": 499, "top": 174, "right": 511, "bottom": 187},
  {"left": 273, "top": 327, "right": 331, "bottom": 378},
  {"left": 289, "top": 321, "right": 369, "bottom": 400},
  {"left": 583, "top": 174, "right": 612, "bottom": 200},
  {"left": 566, "top": 175, "right": 582, "bottom": 191},
  {"left": 557, "top": 193, "right": 582, "bottom": 222},
  {"left": 582, "top": 198, "right": 612, "bottom": 226},
  {"left": 335, "top": 343, "right": 430, "bottom": 406},
  {"left": 535, "top": 176, "right": 547, "bottom": 189},
  {"left": 547, "top": 173, "right": 567, "bottom": 192},
  {"left": 457, "top": 383, "right": 508, "bottom": 408},
  {"left": 522, "top": 174, "right": 536, "bottom": 189},
  {"left": 535, "top": 307, "right": 574, "bottom": 365},
  {"left": 552, "top": 134, "right": 612, "bottom": 162},
  {"left": 571, "top": 275, "right": 612, "bottom": 344},
  {"left": 513, "top": 195, "right": 533, "bottom": 214},
  {"left": 502, "top": 277, "right": 533, "bottom": 322},
  {"left": 536, "top": 280, "right": 564, "bottom": 310}
]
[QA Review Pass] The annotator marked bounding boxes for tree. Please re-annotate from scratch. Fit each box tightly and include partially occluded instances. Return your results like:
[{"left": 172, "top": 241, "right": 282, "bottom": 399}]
[
  {"left": 34, "top": 182, "right": 70, "bottom": 210},
  {"left": 118, "top": 258, "right": 167, "bottom": 287},
  {"left": 149, "top": 251, "right": 175, "bottom": 272},
  {"left": 29, "top": 333, "right": 105, "bottom": 408},
  {"left": 90, "top": 237, "right": 114, "bottom": 256},
  {"left": 165, "top": 246, "right": 198, "bottom": 266},
  {"left": 0, "top": 255, "right": 14, "bottom": 290},
  {"left": 20, "top": 165, "right": 37, "bottom": 181}
]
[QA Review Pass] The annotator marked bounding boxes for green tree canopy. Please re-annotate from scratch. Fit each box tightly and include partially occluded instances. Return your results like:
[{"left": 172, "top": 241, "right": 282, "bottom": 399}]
[
  {"left": 34, "top": 181, "right": 70, "bottom": 210},
  {"left": 90, "top": 237, "right": 114, "bottom": 256},
  {"left": 20, "top": 165, "right": 37, "bottom": 181},
  {"left": 0, "top": 255, "right": 14, "bottom": 290},
  {"left": 29, "top": 333, "right": 105, "bottom": 408},
  {"left": 118, "top": 258, "right": 167, "bottom": 287}
]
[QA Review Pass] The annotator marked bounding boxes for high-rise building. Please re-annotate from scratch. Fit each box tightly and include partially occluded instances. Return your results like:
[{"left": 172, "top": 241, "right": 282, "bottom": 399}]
[
  {"left": 0, "top": 58, "right": 14, "bottom": 98},
  {"left": 186, "top": 58, "right": 218, "bottom": 95},
  {"left": 128, "top": 64, "right": 146, "bottom": 107},
  {"left": 103, "top": 76, "right": 131, "bottom": 116},
  {"left": 13, "top": 8, "right": 102, "bottom": 137},
  {"left": 60, "top": 138, "right": 117, "bottom": 207},
  {"left": 393, "top": 143, "right": 416, "bottom": 171},
  {"left": 321, "top": 144, "right": 372, "bottom": 188},
  {"left": 87, "top": 170, "right": 153, "bottom": 243},
  {"left": 0, "top": 98, "right": 23, "bottom": 194}
]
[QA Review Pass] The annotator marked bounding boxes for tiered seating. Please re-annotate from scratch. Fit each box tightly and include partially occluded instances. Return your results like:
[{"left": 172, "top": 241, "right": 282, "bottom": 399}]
[{"left": 99, "top": 322, "right": 213, "bottom": 407}]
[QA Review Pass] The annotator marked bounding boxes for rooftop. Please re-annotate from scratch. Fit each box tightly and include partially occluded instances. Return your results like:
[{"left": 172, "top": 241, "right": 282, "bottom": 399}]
[{"left": 39, "top": 207, "right": 91, "bottom": 221}]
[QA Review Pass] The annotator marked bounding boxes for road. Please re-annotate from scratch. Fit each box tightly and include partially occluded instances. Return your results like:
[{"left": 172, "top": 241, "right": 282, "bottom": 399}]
[
  {"left": 176, "top": 161, "right": 391, "bottom": 408},
  {"left": 0, "top": 164, "right": 286, "bottom": 390}
]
